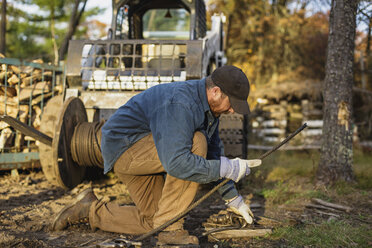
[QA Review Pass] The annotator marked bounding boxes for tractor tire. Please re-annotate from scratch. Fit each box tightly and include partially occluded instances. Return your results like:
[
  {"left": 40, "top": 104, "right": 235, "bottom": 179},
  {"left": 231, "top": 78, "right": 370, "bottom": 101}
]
[{"left": 38, "top": 95, "right": 64, "bottom": 187}]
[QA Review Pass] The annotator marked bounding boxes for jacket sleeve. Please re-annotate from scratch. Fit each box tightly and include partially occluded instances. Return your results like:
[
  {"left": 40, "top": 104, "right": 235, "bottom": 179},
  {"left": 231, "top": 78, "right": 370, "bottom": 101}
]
[
  {"left": 207, "top": 121, "right": 223, "bottom": 159},
  {"left": 149, "top": 101, "right": 221, "bottom": 184},
  {"left": 207, "top": 125, "right": 239, "bottom": 201}
]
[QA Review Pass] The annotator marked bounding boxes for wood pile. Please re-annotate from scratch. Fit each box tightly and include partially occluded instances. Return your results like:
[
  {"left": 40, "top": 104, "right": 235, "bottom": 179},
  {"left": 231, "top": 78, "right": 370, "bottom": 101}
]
[
  {"left": 251, "top": 99, "right": 323, "bottom": 145},
  {"left": 252, "top": 100, "right": 288, "bottom": 143},
  {"left": 202, "top": 205, "right": 281, "bottom": 241},
  {"left": 249, "top": 80, "right": 325, "bottom": 146},
  {"left": 300, "top": 99, "right": 323, "bottom": 145},
  {"left": 250, "top": 80, "right": 372, "bottom": 146},
  {"left": 0, "top": 54, "right": 63, "bottom": 152},
  {"left": 248, "top": 80, "right": 318, "bottom": 145},
  {"left": 286, "top": 102, "right": 302, "bottom": 133}
]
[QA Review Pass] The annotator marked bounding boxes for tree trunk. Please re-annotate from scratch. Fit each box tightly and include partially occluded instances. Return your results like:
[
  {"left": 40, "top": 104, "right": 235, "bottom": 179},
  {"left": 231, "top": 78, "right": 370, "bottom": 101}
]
[
  {"left": 58, "top": 0, "right": 87, "bottom": 61},
  {"left": 366, "top": 16, "right": 371, "bottom": 89},
  {"left": 317, "top": 0, "right": 358, "bottom": 185},
  {"left": 0, "top": 0, "right": 6, "bottom": 54},
  {"left": 366, "top": 15, "right": 371, "bottom": 57},
  {"left": 51, "top": 14, "right": 59, "bottom": 65}
]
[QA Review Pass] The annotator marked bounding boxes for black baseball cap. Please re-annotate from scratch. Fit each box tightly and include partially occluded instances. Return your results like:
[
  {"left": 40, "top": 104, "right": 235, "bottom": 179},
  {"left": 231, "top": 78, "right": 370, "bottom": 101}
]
[{"left": 211, "top": 65, "right": 250, "bottom": 114}]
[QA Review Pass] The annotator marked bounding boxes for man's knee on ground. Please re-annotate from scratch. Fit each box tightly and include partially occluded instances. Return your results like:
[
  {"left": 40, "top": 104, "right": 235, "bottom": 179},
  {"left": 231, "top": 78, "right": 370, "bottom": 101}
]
[{"left": 192, "top": 131, "right": 207, "bottom": 158}]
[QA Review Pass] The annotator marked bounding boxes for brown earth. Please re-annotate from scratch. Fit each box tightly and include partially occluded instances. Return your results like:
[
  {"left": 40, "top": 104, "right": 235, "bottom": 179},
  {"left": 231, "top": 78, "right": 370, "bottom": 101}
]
[
  {"left": 0, "top": 169, "right": 288, "bottom": 248},
  {"left": 2, "top": 168, "right": 369, "bottom": 247}
]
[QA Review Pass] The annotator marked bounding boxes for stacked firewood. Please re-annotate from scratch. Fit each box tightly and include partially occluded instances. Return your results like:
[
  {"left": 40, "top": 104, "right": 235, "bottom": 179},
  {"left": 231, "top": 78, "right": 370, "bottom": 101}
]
[
  {"left": 300, "top": 99, "right": 323, "bottom": 145},
  {"left": 251, "top": 100, "right": 288, "bottom": 143},
  {"left": 0, "top": 54, "right": 63, "bottom": 152},
  {"left": 250, "top": 99, "right": 323, "bottom": 146}
]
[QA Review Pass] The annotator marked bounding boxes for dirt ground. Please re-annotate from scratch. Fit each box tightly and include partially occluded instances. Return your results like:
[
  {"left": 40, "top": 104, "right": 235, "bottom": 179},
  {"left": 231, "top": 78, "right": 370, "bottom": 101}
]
[
  {"left": 0, "top": 167, "right": 370, "bottom": 247},
  {"left": 0, "top": 168, "right": 286, "bottom": 248}
]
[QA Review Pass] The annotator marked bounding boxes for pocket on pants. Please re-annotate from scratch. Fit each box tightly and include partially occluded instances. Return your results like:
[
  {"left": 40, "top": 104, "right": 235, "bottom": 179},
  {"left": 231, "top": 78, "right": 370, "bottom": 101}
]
[{"left": 114, "top": 134, "right": 164, "bottom": 175}]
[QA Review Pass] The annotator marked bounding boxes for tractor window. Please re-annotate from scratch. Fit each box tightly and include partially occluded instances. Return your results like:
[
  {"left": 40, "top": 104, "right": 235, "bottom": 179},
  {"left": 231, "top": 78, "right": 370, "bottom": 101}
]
[
  {"left": 116, "top": 5, "right": 129, "bottom": 39},
  {"left": 142, "top": 9, "right": 190, "bottom": 40}
]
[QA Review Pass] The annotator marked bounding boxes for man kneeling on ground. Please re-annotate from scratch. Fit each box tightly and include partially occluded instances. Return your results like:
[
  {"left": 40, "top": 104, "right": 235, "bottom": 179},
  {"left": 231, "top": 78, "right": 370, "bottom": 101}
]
[{"left": 52, "top": 65, "right": 261, "bottom": 246}]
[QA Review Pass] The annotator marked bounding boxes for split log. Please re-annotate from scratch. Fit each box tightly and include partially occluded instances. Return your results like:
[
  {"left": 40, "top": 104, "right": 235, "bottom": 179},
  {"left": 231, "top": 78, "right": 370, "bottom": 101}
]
[
  {"left": 0, "top": 85, "right": 17, "bottom": 97},
  {"left": 32, "top": 105, "right": 42, "bottom": 129},
  {"left": 314, "top": 210, "right": 340, "bottom": 218},
  {"left": 0, "top": 127, "right": 13, "bottom": 151},
  {"left": 54, "top": 84, "right": 63, "bottom": 94},
  {"left": 7, "top": 74, "right": 20, "bottom": 85},
  {"left": 18, "top": 81, "right": 51, "bottom": 101},
  {"left": 19, "top": 105, "right": 29, "bottom": 124},
  {"left": 14, "top": 130, "right": 24, "bottom": 150},
  {"left": 20, "top": 71, "right": 42, "bottom": 87},
  {"left": 9, "top": 65, "right": 21, "bottom": 75},
  {"left": 0, "top": 71, "right": 12, "bottom": 81},
  {"left": 5, "top": 105, "right": 29, "bottom": 150},
  {"left": 21, "top": 59, "right": 44, "bottom": 75},
  {"left": 32, "top": 59, "right": 44, "bottom": 64},
  {"left": 0, "top": 121, "right": 9, "bottom": 130},
  {"left": 20, "top": 71, "right": 52, "bottom": 88},
  {"left": 0, "top": 96, "right": 19, "bottom": 118},
  {"left": 31, "top": 91, "right": 54, "bottom": 105},
  {"left": 306, "top": 203, "right": 341, "bottom": 212},
  {"left": 21, "top": 66, "right": 33, "bottom": 75},
  {"left": 311, "top": 198, "right": 352, "bottom": 212},
  {"left": 255, "top": 216, "right": 282, "bottom": 227},
  {"left": 206, "top": 228, "right": 272, "bottom": 239}
]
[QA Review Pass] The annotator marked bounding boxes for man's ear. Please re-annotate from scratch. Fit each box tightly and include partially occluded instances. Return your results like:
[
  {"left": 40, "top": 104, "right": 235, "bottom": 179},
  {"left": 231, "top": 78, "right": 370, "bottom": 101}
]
[{"left": 211, "top": 86, "right": 222, "bottom": 97}]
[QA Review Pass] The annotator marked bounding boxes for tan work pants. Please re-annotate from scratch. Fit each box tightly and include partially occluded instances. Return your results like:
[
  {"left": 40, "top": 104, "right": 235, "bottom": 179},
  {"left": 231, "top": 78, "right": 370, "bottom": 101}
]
[{"left": 89, "top": 132, "right": 207, "bottom": 234}]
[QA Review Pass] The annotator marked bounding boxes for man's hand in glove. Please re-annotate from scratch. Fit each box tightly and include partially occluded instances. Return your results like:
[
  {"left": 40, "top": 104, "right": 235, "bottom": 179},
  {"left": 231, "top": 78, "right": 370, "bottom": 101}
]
[
  {"left": 220, "top": 157, "right": 261, "bottom": 182},
  {"left": 226, "top": 195, "right": 254, "bottom": 224}
]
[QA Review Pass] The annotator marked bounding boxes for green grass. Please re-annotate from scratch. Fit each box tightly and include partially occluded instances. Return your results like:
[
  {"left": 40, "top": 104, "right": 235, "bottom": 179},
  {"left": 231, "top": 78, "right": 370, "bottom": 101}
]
[
  {"left": 272, "top": 219, "right": 372, "bottom": 247},
  {"left": 242, "top": 148, "right": 372, "bottom": 247},
  {"left": 246, "top": 150, "right": 322, "bottom": 204},
  {"left": 247, "top": 148, "right": 372, "bottom": 190},
  {"left": 331, "top": 180, "right": 357, "bottom": 195},
  {"left": 247, "top": 150, "right": 318, "bottom": 182},
  {"left": 353, "top": 148, "right": 372, "bottom": 189},
  {"left": 256, "top": 180, "right": 329, "bottom": 205}
]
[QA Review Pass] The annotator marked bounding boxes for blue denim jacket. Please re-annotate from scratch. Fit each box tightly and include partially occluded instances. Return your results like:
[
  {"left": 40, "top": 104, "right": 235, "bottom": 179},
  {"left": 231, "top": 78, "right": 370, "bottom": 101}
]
[{"left": 101, "top": 78, "right": 238, "bottom": 200}]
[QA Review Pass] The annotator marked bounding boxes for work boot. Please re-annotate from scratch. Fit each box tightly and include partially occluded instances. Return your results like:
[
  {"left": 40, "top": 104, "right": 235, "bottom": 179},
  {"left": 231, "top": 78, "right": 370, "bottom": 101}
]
[
  {"left": 156, "top": 229, "right": 199, "bottom": 246},
  {"left": 52, "top": 188, "right": 97, "bottom": 231}
]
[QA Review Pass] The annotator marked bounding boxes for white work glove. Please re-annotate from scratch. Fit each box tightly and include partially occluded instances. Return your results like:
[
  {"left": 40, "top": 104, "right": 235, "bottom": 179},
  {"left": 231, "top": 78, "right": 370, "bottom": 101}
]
[
  {"left": 226, "top": 195, "right": 254, "bottom": 224},
  {"left": 220, "top": 156, "right": 261, "bottom": 182}
]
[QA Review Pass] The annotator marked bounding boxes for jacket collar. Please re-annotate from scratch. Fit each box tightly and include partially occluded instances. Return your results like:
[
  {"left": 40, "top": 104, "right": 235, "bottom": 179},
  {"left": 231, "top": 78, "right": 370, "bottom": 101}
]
[{"left": 198, "top": 78, "right": 211, "bottom": 113}]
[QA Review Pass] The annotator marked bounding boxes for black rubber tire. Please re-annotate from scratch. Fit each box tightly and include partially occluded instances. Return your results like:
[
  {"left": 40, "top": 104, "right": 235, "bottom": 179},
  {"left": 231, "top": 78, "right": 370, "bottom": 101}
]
[
  {"left": 38, "top": 95, "right": 64, "bottom": 187},
  {"left": 51, "top": 97, "right": 87, "bottom": 189}
]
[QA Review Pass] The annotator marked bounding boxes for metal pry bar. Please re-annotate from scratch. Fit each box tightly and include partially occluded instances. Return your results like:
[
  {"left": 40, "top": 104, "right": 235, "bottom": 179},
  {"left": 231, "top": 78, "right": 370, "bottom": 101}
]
[
  {"left": 0, "top": 115, "right": 53, "bottom": 146},
  {"left": 259, "top": 122, "right": 308, "bottom": 160},
  {"left": 135, "top": 123, "right": 308, "bottom": 241}
]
